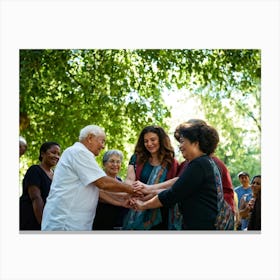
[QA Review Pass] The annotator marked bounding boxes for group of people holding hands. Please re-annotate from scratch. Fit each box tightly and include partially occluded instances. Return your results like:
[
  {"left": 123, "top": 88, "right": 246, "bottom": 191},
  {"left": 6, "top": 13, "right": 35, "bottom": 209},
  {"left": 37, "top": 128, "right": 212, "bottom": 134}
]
[{"left": 19, "top": 119, "right": 261, "bottom": 231}]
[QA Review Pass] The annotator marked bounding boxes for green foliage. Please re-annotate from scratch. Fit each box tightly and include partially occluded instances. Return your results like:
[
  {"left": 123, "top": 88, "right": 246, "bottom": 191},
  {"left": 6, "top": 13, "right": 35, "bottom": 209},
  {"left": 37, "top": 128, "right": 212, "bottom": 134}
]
[
  {"left": 198, "top": 92, "right": 261, "bottom": 187},
  {"left": 20, "top": 49, "right": 261, "bottom": 181}
]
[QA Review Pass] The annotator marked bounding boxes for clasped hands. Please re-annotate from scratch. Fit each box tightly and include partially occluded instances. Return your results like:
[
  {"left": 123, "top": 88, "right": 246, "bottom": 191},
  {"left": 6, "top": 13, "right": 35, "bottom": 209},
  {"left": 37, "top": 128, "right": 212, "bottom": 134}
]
[
  {"left": 124, "top": 180, "right": 154, "bottom": 211},
  {"left": 246, "top": 198, "right": 255, "bottom": 211}
]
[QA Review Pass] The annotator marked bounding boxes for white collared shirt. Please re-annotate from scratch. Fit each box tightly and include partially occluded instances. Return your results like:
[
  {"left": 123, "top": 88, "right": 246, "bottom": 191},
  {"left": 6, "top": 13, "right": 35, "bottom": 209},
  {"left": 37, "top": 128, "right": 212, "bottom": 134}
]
[{"left": 42, "top": 142, "right": 106, "bottom": 231}]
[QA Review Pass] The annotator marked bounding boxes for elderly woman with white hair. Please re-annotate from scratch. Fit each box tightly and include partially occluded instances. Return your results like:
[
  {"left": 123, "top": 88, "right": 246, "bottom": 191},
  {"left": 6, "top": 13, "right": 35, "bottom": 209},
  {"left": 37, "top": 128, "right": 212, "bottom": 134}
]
[
  {"left": 41, "top": 125, "right": 140, "bottom": 231},
  {"left": 92, "top": 149, "right": 129, "bottom": 230}
]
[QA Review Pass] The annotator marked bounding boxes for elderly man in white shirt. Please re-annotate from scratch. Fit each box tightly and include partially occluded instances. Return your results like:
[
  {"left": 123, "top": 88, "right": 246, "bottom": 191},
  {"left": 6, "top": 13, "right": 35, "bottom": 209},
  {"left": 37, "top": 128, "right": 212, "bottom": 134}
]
[{"left": 41, "top": 125, "right": 136, "bottom": 231}]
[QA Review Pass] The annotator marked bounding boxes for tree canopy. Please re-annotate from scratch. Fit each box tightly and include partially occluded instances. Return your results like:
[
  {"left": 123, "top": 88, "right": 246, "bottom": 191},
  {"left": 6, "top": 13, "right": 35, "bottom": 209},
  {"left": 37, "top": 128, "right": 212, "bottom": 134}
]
[{"left": 20, "top": 49, "right": 261, "bottom": 185}]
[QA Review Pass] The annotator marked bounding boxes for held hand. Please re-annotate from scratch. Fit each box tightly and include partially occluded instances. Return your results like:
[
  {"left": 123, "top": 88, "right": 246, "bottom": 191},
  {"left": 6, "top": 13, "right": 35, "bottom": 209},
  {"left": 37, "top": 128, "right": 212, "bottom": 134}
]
[
  {"left": 122, "top": 197, "right": 133, "bottom": 208},
  {"left": 132, "top": 188, "right": 145, "bottom": 197},
  {"left": 247, "top": 198, "right": 255, "bottom": 210},
  {"left": 132, "top": 180, "right": 140, "bottom": 188},
  {"left": 132, "top": 180, "right": 146, "bottom": 189},
  {"left": 132, "top": 181, "right": 150, "bottom": 195},
  {"left": 129, "top": 197, "right": 145, "bottom": 211},
  {"left": 135, "top": 200, "right": 145, "bottom": 211}
]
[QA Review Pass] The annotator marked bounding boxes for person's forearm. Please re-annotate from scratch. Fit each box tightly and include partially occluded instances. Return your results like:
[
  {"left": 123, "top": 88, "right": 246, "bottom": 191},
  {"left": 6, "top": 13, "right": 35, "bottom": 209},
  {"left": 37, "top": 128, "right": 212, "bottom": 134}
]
[
  {"left": 141, "top": 192, "right": 156, "bottom": 201},
  {"left": 99, "top": 191, "right": 126, "bottom": 206},
  {"left": 105, "top": 191, "right": 128, "bottom": 200},
  {"left": 95, "top": 176, "right": 134, "bottom": 194},
  {"left": 28, "top": 186, "right": 44, "bottom": 225},
  {"left": 149, "top": 177, "right": 178, "bottom": 191},
  {"left": 142, "top": 188, "right": 165, "bottom": 200},
  {"left": 141, "top": 195, "right": 163, "bottom": 210},
  {"left": 239, "top": 207, "right": 251, "bottom": 219},
  {"left": 124, "top": 178, "right": 134, "bottom": 185},
  {"left": 124, "top": 165, "right": 135, "bottom": 185},
  {"left": 32, "top": 198, "right": 44, "bottom": 224}
]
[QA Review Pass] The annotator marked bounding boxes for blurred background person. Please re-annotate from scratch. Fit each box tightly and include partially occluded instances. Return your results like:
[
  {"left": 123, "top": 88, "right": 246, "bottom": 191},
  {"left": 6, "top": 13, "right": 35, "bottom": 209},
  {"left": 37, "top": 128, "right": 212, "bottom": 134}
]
[
  {"left": 20, "top": 141, "right": 60, "bottom": 230},
  {"left": 234, "top": 171, "right": 252, "bottom": 230},
  {"left": 241, "top": 175, "right": 261, "bottom": 230},
  {"left": 92, "top": 150, "right": 129, "bottom": 230},
  {"left": 123, "top": 125, "right": 179, "bottom": 230},
  {"left": 233, "top": 191, "right": 240, "bottom": 230},
  {"left": 235, "top": 171, "right": 251, "bottom": 207},
  {"left": 19, "top": 136, "right": 28, "bottom": 157}
]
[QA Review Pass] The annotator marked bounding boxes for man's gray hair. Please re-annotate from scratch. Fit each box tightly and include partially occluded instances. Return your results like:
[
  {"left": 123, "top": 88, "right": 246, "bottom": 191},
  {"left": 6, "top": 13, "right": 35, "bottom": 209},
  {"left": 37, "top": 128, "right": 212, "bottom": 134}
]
[
  {"left": 102, "top": 150, "right": 124, "bottom": 165},
  {"left": 19, "top": 136, "right": 27, "bottom": 145},
  {"left": 79, "top": 125, "right": 105, "bottom": 141}
]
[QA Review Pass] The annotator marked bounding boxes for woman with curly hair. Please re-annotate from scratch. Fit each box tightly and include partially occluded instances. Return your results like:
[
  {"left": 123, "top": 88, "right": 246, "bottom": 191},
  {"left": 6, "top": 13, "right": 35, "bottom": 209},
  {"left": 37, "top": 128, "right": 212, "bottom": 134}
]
[{"left": 123, "top": 125, "right": 179, "bottom": 230}]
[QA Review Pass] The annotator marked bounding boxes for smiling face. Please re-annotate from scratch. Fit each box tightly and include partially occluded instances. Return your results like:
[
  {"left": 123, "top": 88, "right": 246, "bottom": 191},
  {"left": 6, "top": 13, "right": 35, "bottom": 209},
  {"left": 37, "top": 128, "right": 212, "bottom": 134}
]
[
  {"left": 144, "top": 132, "right": 160, "bottom": 156},
  {"left": 239, "top": 175, "right": 250, "bottom": 188},
  {"left": 104, "top": 154, "right": 122, "bottom": 178},
  {"left": 19, "top": 142, "right": 27, "bottom": 157},
  {"left": 251, "top": 176, "right": 261, "bottom": 196},
  {"left": 179, "top": 137, "right": 201, "bottom": 161},
  {"left": 41, "top": 145, "right": 61, "bottom": 167}
]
